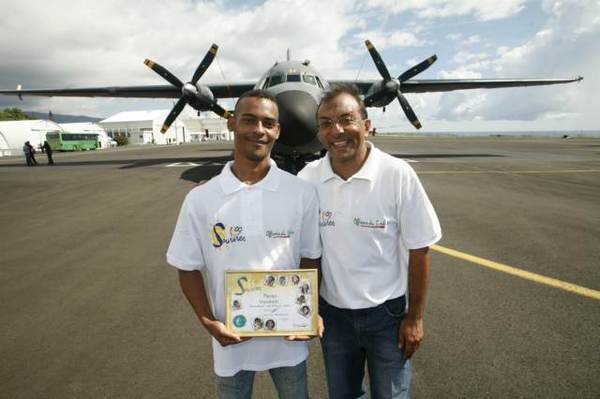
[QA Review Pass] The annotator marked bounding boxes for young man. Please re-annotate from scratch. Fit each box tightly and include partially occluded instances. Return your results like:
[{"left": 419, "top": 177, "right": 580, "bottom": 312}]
[
  {"left": 167, "top": 90, "right": 321, "bottom": 399},
  {"left": 298, "top": 84, "right": 442, "bottom": 398}
]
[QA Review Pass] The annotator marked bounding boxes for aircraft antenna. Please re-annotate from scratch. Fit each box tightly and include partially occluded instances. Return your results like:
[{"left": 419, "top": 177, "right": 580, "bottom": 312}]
[
  {"left": 355, "top": 50, "right": 368, "bottom": 81},
  {"left": 216, "top": 56, "right": 234, "bottom": 99}
]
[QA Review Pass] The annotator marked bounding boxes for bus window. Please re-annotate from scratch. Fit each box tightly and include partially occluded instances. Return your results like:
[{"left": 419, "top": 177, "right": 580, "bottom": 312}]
[
  {"left": 303, "top": 74, "right": 316, "bottom": 85},
  {"left": 287, "top": 74, "right": 301, "bottom": 82}
]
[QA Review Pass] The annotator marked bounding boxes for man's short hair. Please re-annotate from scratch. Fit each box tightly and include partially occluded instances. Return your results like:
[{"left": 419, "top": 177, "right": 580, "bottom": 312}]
[
  {"left": 318, "top": 83, "right": 368, "bottom": 120},
  {"left": 234, "top": 89, "right": 278, "bottom": 115}
]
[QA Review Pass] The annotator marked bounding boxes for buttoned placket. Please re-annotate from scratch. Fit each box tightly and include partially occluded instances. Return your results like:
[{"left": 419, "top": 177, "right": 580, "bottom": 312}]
[{"left": 240, "top": 185, "right": 264, "bottom": 236}]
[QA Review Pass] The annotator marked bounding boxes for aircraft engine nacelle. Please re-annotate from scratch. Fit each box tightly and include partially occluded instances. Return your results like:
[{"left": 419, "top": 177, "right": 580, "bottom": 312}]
[
  {"left": 184, "top": 83, "right": 216, "bottom": 111},
  {"left": 364, "top": 80, "right": 397, "bottom": 108},
  {"left": 196, "top": 84, "right": 215, "bottom": 103}
]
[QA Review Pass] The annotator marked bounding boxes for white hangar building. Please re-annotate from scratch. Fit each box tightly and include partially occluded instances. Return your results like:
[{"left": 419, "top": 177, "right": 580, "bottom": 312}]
[
  {"left": 99, "top": 109, "right": 229, "bottom": 145},
  {"left": 0, "top": 119, "right": 62, "bottom": 157}
]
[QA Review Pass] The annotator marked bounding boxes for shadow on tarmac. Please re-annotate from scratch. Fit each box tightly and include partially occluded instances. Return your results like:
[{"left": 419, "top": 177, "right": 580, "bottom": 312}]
[
  {"left": 0, "top": 153, "right": 503, "bottom": 170},
  {"left": 181, "top": 164, "right": 228, "bottom": 183},
  {"left": 0, "top": 156, "right": 233, "bottom": 170}
]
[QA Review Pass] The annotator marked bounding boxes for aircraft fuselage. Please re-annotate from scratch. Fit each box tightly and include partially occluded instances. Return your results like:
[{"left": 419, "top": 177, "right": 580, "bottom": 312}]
[{"left": 253, "top": 60, "right": 328, "bottom": 156}]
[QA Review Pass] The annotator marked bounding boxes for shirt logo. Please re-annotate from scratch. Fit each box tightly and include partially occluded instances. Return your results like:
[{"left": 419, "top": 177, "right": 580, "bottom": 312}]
[
  {"left": 319, "top": 210, "right": 335, "bottom": 227},
  {"left": 210, "top": 223, "right": 246, "bottom": 248},
  {"left": 353, "top": 217, "right": 387, "bottom": 229},
  {"left": 265, "top": 229, "right": 294, "bottom": 239}
]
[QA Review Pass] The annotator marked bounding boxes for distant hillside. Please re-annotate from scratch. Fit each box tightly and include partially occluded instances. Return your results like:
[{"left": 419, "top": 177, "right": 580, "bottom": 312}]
[{"left": 25, "top": 111, "right": 103, "bottom": 123}]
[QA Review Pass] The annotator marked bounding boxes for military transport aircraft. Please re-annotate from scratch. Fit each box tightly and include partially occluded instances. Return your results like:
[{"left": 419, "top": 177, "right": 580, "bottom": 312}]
[{"left": 0, "top": 40, "right": 583, "bottom": 170}]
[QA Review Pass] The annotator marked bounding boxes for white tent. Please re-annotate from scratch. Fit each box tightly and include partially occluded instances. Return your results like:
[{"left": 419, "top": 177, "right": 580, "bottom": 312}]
[{"left": 0, "top": 120, "right": 62, "bottom": 157}]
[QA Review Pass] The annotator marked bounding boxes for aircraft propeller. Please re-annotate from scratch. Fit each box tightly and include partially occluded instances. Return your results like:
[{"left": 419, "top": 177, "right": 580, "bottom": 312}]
[
  {"left": 144, "top": 43, "right": 230, "bottom": 133},
  {"left": 363, "top": 40, "right": 437, "bottom": 129}
]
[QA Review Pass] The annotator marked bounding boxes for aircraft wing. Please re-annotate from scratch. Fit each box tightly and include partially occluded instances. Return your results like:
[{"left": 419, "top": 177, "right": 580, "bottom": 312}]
[
  {"left": 0, "top": 82, "right": 256, "bottom": 99},
  {"left": 332, "top": 77, "right": 583, "bottom": 95}
]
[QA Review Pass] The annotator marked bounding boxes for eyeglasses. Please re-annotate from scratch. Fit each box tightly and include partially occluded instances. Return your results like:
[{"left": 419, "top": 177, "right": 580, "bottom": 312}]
[{"left": 317, "top": 115, "right": 362, "bottom": 130}]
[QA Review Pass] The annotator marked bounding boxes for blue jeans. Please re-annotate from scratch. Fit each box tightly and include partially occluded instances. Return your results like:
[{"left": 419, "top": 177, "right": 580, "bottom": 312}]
[
  {"left": 320, "top": 296, "right": 411, "bottom": 399},
  {"left": 215, "top": 360, "right": 308, "bottom": 399}
]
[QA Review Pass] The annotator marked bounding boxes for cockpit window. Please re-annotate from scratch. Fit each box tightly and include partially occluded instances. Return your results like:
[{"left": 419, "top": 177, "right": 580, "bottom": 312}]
[
  {"left": 268, "top": 74, "right": 284, "bottom": 87},
  {"left": 260, "top": 78, "right": 269, "bottom": 89},
  {"left": 302, "top": 74, "right": 316, "bottom": 85},
  {"left": 315, "top": 76, "right": 324, "bottom": 89},
  {"left": 286, "top": 74, "right": 301, "bottom": 82}
]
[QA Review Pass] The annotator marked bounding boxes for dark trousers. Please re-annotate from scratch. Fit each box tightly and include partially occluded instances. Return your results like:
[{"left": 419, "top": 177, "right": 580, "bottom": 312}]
[{"left": 320, "top": 296, "right": 411, "bottom": 399}]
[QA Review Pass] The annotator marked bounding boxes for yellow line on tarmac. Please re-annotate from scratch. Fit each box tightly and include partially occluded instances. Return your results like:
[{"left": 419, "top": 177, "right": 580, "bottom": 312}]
[{"left": 431, "top": 244, "right": 600, "bottom": 300}]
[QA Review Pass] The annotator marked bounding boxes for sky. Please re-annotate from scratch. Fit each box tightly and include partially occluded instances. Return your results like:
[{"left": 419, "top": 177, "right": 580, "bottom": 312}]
[{"left": 0, "top": 0, "right": 598, "bottom": 133}]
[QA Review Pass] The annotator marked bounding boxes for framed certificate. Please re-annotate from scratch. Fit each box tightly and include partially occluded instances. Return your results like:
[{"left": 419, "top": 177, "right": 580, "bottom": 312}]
[{"left": 225, "top": 269, "right": 319, "bottom": 337}]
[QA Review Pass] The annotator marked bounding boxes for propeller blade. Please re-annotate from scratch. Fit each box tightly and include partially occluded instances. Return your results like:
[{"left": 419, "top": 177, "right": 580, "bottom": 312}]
[
  {"left": 144, "top": 59, "right": 183, "bottom": 89},
  {"left": 160, "top": 97, "right": 187, "bottom": 133},
  {"left": 191, "top": 43, "right": 219, "bottom": 84},
  {"left": 208, "top": 101, "right": 231, "bottom": 119},
  {"left": 398, "top": 55, "right": 437, "bottom": 82},
  {"left": 396, "top": 90, "right": 421, "bottom": 129},
  {"left": 365, "top": 40, "right": 392, "bottom": 81}
]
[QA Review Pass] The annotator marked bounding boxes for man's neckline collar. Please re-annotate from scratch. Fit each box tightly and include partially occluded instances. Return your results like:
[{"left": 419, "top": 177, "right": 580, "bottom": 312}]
[
  {"left": 319, "top": 141, "right": 379, "bottom": 183},
  {"left": 220, "top": 159, "right": 281, "bottom": 194}
]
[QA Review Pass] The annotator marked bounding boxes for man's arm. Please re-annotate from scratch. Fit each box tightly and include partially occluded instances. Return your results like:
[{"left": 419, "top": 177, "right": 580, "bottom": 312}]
[
  {"left": 398, "top": 247, "right": 430, "bottom": 358},
  {"left": 178, "top": 269, "right": 249, "bottom": 347}
]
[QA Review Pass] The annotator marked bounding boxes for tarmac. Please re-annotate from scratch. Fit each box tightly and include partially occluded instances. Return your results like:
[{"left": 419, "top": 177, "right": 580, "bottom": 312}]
[{"left": 1, "top": 136, "right": 599, "bottom": 398}]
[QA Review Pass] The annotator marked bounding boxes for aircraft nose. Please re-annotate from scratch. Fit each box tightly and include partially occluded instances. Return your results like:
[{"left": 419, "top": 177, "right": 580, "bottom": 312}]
[{"left": 276, "top": 90, "right": 318, "bottom": 147}]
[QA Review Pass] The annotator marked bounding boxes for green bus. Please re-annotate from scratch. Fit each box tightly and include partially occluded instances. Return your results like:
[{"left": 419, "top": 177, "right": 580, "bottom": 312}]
[{"left": 46, "top": 132, "right": 99, "bottom": 151}]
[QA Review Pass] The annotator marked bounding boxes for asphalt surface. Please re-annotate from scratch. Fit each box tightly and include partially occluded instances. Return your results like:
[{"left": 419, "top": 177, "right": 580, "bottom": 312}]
[{"left": 1, "top": 137, "right": 599, "bottom": 398}]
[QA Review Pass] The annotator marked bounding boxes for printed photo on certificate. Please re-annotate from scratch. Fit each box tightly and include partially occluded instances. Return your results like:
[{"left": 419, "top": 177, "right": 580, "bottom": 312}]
[{"left": 225, "top": 269, "right": 318, "bottom": 337}]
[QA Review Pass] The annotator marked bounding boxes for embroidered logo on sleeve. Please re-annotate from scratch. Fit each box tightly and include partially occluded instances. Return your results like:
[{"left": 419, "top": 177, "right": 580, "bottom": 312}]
[
  {"left": 319, "top": 210, "right": 335, "bottom": 227},
  {"left": 210, "top": 223, "right": 246, "bottom": 248}
]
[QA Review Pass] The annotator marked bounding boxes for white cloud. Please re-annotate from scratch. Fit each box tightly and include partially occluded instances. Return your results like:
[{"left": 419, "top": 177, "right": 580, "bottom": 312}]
[
  {"left": 431, "top": 0, "right": 598, "bottom": 128},
  {"left": 438, "top": 66, "right": 483, "bottom": 79},
  {"left": 0, "top": 0, "right": 359, "bottom": 115},
  {"left": 452, "top": 51, "right": 489, "bottom": 65},
  {"left": 0, "top": 0, "right": 597, "bottom": 132},
  {"left": 355, "top": 30, "right": 427, "bottom": 50},
  {"left": 358, "top": 0, "right": 525, "bottom": 21},
  {"left": 461, "top": 35, "right": 482, "bottom": 45}
]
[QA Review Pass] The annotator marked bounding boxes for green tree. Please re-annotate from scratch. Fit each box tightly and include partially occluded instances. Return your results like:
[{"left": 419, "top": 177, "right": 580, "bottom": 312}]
[
  {"left": 114, "top": 135, "right": 129, "bottom": 146},
  {"left": 0, "top": 107, "right": 33, "bottom": 121}
]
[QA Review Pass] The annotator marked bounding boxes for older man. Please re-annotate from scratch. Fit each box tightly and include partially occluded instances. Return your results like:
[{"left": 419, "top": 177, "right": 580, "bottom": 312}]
[
  {"left": 299, "top": 84, "right": 442, "bottom": 399},
  {"left": 167, "top": 89, "right": 321, "bottom": 399}
]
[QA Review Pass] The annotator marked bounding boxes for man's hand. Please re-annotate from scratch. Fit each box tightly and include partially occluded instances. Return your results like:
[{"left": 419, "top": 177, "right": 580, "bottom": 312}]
[
  {"left": 285, "top": 315, "right": 324, "bottom": 341},
  {"left": 398, "top": 317, "right": 424, "bottom": 359},
  {"left": 202, "top": 318, "right": 251, "bottom": 347}
]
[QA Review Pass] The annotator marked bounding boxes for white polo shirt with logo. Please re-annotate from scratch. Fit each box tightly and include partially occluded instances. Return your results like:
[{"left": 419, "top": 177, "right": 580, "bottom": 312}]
[
  {"left": 298, "top": 142, "right": 441, "bottom": 310},
  {"left": 167, "top": 159, "right": 321, "bottom": 377}
]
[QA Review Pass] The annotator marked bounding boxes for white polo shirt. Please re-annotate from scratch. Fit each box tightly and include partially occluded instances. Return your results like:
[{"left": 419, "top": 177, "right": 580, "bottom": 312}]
[
  {"left": 167, "top": 159, "right": 321, "bottom": 377},
  {"left": 298, "top": 142, "right": 441, "bottom": 309}
]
